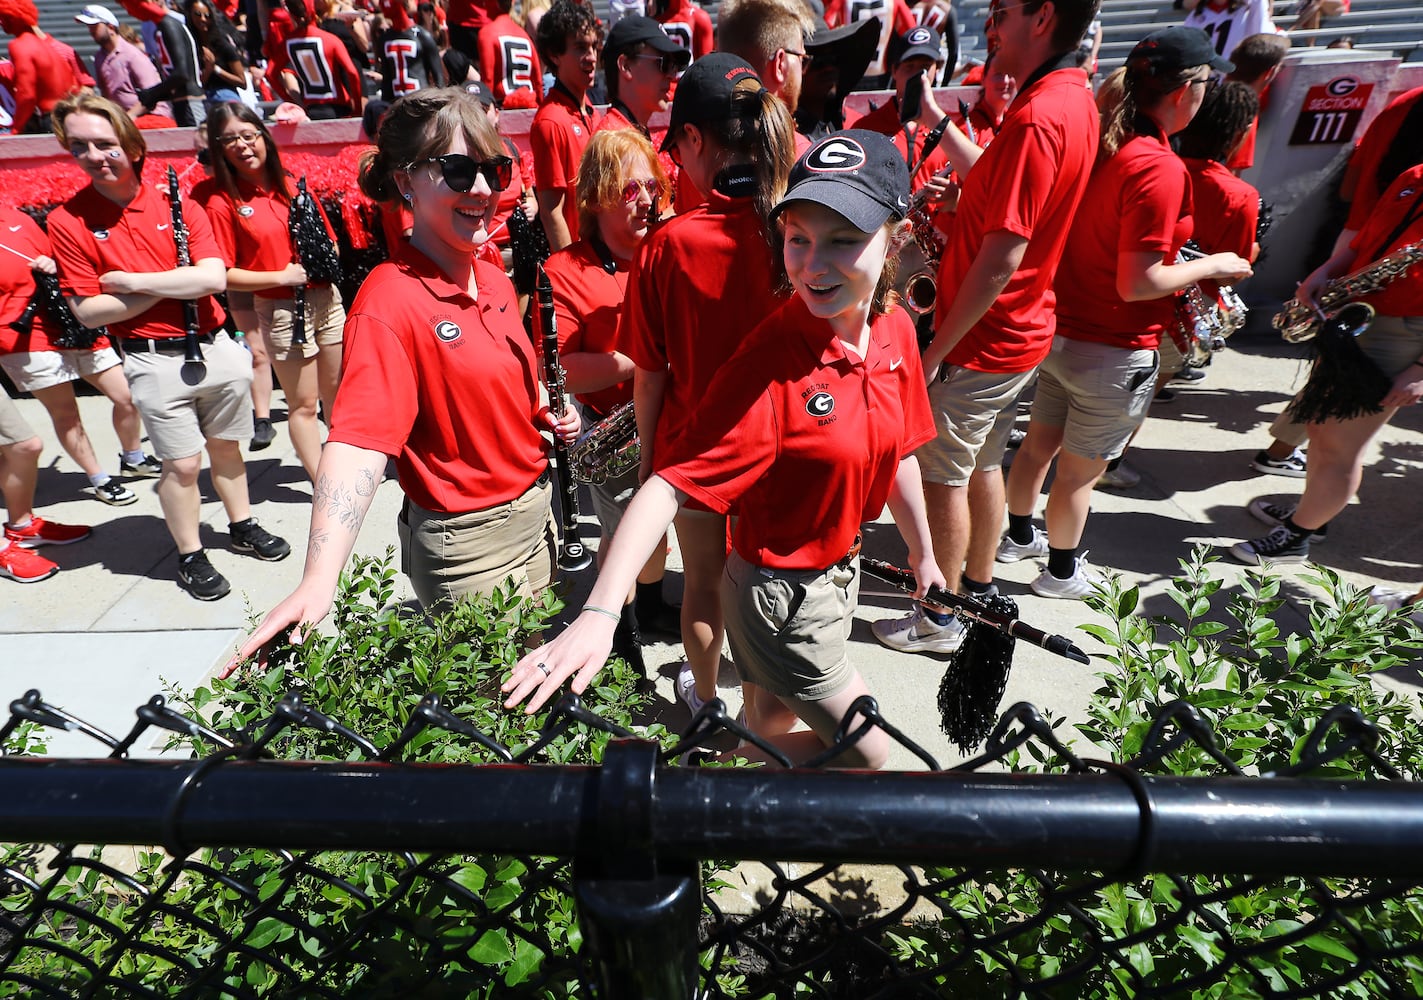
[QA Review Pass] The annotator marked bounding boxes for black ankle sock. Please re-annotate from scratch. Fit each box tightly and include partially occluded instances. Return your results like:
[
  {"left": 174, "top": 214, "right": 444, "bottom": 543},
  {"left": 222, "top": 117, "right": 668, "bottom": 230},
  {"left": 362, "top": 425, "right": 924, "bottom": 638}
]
[
  {"left": 1047, "top": 546, "right": 1078, "bottom": 579},
  {"left": 635, "top": 580, "right": 663, "bottom": 618},
  {"left": 1008, "top": 513, "right": 1035, "bottom": 545},
  {"left": 961, "top": 575, "right": 994, "bottom": 595},
  {"left": 1281, "top": 516, "right": 1312, "bottom": 540}
]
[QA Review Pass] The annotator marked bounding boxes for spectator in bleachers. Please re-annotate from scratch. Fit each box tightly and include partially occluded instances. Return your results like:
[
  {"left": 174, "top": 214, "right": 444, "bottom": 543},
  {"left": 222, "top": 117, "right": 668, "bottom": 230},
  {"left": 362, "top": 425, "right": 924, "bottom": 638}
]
[
  {"left": 478, "top": 0, "right": 544, "bottom": 104},
  {"left": 267, "top": 0, "right": 364, "bottom": 119},
  {"left": 185, "top": 0, "right": 251, "bottom": 106},
  {"left": 823, "top": 0, "right": 914, "bottom": 90},
  {"left": 1290, "top": 0, "right": 1349, "bottom": 36},
  {"left": 76, "top": 4, "right": 176, "bottom": 127},
  {"left": 0, "top": 0, "right": 83, "bottom": 134},
  {"left": 648, "top": 0, "right": 713, "bottom": 62},
  {"left": 910, "top": 0, "right": 959, "bottom": 82},
  {"left": 1181, "top": 0, "right": 1280, "bottom": 65},
  {"left": 532, "top": 0, "right": 602, "bottom": 251},
  {"left": 375, "top": 0, "right": 445, "bottom": 99},
  {"left": 118, "top": 0, "right": 206, "bottom": 126}
]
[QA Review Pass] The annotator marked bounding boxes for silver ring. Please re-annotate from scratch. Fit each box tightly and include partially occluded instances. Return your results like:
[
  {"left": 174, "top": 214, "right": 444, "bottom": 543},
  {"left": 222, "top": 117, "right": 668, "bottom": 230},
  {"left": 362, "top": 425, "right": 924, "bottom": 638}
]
[{"left": 537, "top": 662, "right": 550, "bottom": 677}]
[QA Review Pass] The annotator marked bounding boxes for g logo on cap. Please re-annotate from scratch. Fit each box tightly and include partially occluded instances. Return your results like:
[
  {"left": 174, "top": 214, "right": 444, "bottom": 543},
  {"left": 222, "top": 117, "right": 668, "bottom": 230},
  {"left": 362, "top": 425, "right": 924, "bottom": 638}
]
[
  {"left": 806, "top": 137, "right": 866, "bottom": 174},
  {"left": 907, "top": 27, "right": 933, "bottom": 44}
]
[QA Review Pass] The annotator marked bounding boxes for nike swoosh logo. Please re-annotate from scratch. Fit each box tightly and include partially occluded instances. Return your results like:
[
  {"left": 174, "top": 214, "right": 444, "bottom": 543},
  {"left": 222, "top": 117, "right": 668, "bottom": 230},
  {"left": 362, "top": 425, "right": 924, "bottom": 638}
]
[
  {"left": 6, "top": 225, "right": 19, "bottom": 232},
  {"left": 889, "top": 357, "right": 903, "bottom": 371},
  {"left": 157, "top": 223, "right": 169, "bottom": 230},
  {"left": 498, "top": 303, "right": 508, "bottom": 313}
]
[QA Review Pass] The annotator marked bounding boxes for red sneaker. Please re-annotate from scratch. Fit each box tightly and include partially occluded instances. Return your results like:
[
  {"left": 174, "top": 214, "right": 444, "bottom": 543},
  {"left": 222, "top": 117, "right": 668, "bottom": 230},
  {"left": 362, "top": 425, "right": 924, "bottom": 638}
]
[
  {"left": 0, "top": 543, "right": 59, "bottom": 583},
  {"left": 4, "top": 517, "right": 93, "bottom": 549}
]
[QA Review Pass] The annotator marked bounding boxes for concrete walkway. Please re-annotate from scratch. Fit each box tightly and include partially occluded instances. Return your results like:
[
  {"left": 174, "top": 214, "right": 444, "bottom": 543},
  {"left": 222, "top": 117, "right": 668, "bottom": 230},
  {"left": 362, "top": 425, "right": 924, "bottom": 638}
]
[{"left": 2, "top": 331, "right": 1420, "bottom": 765}]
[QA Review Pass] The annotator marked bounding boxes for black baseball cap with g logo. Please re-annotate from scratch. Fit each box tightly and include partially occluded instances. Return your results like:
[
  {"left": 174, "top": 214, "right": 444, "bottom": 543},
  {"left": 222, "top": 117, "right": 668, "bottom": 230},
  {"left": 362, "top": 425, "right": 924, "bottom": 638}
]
[{"left": 770, "top": 129, "right": 911, "bottom": 233}]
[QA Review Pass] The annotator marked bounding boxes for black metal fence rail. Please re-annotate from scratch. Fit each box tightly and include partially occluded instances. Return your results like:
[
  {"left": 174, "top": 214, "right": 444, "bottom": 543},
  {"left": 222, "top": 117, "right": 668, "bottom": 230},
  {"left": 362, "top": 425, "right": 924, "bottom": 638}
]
[{"left": 4, "top": 690, "right": 1423, "bottom": 998}]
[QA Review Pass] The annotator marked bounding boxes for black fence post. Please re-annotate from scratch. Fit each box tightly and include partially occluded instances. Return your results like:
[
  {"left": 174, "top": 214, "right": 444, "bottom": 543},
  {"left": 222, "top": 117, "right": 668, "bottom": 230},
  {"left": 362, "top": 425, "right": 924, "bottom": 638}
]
[{"left": 575, "top": 739, "right": 701, "bottom": 999}]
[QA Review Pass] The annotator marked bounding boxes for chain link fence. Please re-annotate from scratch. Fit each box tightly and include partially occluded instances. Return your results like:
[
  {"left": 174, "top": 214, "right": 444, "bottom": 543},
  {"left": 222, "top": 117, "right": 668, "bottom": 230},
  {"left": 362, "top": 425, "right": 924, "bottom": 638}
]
[{"left": 3, "top": 687, "right": 1423, "bottom": 998}]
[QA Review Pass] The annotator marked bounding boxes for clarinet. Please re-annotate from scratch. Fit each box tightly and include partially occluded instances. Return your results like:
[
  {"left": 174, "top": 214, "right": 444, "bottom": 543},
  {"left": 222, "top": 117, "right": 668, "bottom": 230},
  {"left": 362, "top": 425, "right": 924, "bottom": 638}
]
[
  {"left": 166, "top": 166, "right": 205, "bottom": 363},
  {"left": 535, "top": 263, "right": 592, "bottom": 573}
]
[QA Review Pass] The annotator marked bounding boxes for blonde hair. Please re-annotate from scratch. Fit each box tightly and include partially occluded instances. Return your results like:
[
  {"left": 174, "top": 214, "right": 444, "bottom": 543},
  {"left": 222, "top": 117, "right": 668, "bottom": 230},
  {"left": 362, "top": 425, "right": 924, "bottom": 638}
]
[
  {"left": 716, "top": 0, "right": 814, "bottom": 68},
  {"left": 1098, "top": 59, "right": 1200, "bottom": 160},
  {"left": 575, "top": 129, "right": 671, "bottom": 239},
  {"left": 52, "top": 93, "right": 147, "bottom": 173}
]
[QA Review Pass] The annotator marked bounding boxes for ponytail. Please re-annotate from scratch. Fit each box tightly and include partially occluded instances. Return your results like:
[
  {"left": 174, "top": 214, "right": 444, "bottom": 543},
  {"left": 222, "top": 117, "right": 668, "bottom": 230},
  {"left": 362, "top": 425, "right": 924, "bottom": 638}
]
[
  {"left": 704, "top": 84, "right": 794, "bottom": 247},
  {"left": 1099, "top": 60, "right": 1198, "bottom": 160}
]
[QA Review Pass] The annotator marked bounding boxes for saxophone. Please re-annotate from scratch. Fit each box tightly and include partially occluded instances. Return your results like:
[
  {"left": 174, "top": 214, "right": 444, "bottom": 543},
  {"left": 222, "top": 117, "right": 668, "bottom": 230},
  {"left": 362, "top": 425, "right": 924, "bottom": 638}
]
[
  {"left": 569, "top": 401, "right": 639, "bottom": 484},
  {"left": 1274, "top": 240, "right": 1423, "bottom": 343},
  {"left": 1171, "top": 246, "right": 1248, "bottom": 367}
]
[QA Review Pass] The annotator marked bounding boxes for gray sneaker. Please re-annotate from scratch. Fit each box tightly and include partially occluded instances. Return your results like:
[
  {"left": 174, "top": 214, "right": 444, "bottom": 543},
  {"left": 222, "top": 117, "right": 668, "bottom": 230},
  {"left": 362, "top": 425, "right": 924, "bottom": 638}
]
[
  {"left": 1031, "top": 555, "right": 1105, "bottom": 600},
  {"left": 996, "top": 527, "right": 1048, "bottom": 564},
  {"left": 871, "top": 606, "right": 966, "bottom": 654}
]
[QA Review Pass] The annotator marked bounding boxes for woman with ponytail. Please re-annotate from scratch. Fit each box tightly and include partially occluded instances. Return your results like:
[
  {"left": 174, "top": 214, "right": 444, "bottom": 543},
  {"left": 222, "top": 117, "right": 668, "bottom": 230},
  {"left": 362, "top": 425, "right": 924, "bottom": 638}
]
[
  {"left": 1002, "top": 27, "right": 1252, "bottom": 598},
  {"left": 229, "top": 88, "right": 579, "bottom": 671},
  {"left": 618, "top": 52, "right": 796, "bottom": 718}
]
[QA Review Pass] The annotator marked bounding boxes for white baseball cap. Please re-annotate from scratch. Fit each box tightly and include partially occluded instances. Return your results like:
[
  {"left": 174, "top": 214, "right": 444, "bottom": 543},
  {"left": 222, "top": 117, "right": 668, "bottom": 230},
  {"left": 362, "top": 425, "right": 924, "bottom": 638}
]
[{"left": 75, "top": 5, "right": 120, "bottom": 27}]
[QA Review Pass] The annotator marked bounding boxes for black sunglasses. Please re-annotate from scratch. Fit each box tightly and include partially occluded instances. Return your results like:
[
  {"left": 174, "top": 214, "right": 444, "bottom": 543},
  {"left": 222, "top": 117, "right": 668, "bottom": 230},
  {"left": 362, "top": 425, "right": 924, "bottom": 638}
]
[{"left": 408, "top": 153, "right": 513, "bottom": 193}]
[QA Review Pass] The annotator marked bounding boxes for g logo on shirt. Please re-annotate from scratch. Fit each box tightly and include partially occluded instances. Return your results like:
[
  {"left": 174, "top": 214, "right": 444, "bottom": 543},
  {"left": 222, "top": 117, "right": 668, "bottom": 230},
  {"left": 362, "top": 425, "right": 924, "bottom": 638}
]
[
  {"left": 805, "top": 137, "right": 866, "bottom": 174},
  {"left": 434, "top": 320, "right": 462, "bottom": 342},
  {"left": 805, "top": 391, "right": 835, "bottom": 418}
]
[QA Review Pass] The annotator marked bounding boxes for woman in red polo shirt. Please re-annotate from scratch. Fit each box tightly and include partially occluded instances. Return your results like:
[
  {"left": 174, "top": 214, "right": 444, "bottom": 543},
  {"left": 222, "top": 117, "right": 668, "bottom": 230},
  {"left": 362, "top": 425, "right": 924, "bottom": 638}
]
[
  {"left": 506, "top": 130, "right": 944, "bottom": 769},
  {"left": 230, "top": 88, "right": 579, "bottom": 667},
  {"left": 196, "top": 102, "right": 346, "bottom": 482},
  {"left": 620, "top": 53, "right": 796, "bottom": 718},
  {"left": 546, "top": 128, "right": 678, "bottom": 665},
  {"left": 1002, "top": 27, "right": 1252, "bottom": 599}
]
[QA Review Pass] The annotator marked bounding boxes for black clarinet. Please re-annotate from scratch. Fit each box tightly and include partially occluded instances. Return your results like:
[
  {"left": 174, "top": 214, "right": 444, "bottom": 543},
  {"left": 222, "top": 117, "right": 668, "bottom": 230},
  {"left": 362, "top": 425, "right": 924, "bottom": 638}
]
[
  {"left": 166, "top": 166, "right": 205, "bottom": 363},
  {"left": 535, "top": 264, "right": 592, "bottom": 573}
]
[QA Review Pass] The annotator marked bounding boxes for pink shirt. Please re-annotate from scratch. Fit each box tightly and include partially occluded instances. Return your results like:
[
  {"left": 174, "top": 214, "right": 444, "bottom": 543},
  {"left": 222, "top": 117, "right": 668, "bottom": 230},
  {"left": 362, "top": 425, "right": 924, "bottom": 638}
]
[{"left": 94, "top": 37, "right": 172, "bottom": 118}]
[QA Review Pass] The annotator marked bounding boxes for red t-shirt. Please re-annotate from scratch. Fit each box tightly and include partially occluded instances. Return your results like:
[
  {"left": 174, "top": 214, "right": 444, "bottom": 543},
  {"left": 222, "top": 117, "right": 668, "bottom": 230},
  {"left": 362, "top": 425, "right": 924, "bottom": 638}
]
[
  {"left": 1054, "top": 126, "right": 1193, "bottom": 351},
  {"left": 660, "top": 296, "right": 935, "bottom": 570},
  {"left": 531, "top": 83, "right": 600, "bottom": 242},
  {"left": 1347, "top": 164, "right": 1423, "bottom": 319},
  {"left": 477, "top": 14, "right": 544, "bottom": 103},
  {"left": 544, "top": 239, "right": 631, "bottom": 417},
  {"left": 445, "top": 0, "right": 501, "bottom": 30},
  {"left": 619, "top": 185, "right": 789, "bottom": 462},
  {"left": 192, "top": 176, "right": 338, "bottom": 299},
  {"left": 1342, "top": 87, "right": 1423, "bottom": 232},
  {"left": 274, "top": 26, "right": 362, "bottom": 110},
  {"left": 846, "top": 100, "right": 951, "bottom": 193},
  {"left": 936, "top": 65, "right": 1098, "bottom": 372},
  {"left": 49, "top": 181, "right": 226, "bottom": 341},
  {"left": 655, "top": 0, "right": 714, "bottom": 60},
  {"left": 7, "top": 31, "right": 80, "bottom": 133},
  {"left": 0, "top": 207, "right": 61, "bottom": 353},
  {"left": 328, "top": 245, "right": 547, "bottom": 513}
]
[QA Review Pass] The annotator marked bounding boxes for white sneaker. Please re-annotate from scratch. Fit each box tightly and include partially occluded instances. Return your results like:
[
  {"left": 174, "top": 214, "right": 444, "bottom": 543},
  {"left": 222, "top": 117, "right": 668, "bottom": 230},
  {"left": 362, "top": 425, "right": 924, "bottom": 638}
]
[
  {"left": 1031, "top": 555, "right": 1106, "bottom": 600},
  {"left": 1367, "top": 586, "right": 1423, "bottom": 626},
  {"left": 675, "top": 662, "right": 708, "bottom": 715},
  {"left": 996, "top": 527, "right": 1048, "bottom": 564},
  {"left": 871, "top": 606, "right": 965, "bottom": 654}
]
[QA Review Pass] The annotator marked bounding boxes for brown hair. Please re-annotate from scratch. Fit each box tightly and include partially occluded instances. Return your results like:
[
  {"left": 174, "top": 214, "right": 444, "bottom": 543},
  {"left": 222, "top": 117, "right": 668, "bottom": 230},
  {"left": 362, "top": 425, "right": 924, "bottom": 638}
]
[
  {"left": 1175, "top": 80, "right": 1258, "bottom": 162},
  {"left": 575, "top": 128, "right": 671, "bottom": 239},
  {"left": 716, "top": 0, "right": 813, "bottom": 69},
  {"left": 357, "top": 87, "right": 504, "bottom": 203},
  {"left": 206, "top": 102, "right": 293, "bottom": 201},
  {"left": 51, "top": 93, "right": 147, "bottom": 175},
  {"left": 1099, "top": 57, "right": 1201, "bottom": 160},
  {"left": 1227, "top": 32, "right": 1289, "bottom": 84},
  {"left": 690, "top": 82, "right": 794, "bottom": 245}
]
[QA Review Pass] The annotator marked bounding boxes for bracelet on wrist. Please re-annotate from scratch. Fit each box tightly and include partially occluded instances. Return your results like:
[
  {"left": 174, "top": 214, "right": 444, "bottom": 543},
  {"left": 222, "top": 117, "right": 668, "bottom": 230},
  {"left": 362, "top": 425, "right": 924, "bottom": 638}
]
[{"left": 582, "top": 604, "right": 622, "bottom": 624}]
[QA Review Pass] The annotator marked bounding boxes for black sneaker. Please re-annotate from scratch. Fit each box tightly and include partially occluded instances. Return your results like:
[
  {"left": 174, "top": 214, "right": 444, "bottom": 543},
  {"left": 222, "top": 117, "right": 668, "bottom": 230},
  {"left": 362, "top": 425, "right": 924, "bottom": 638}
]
[
  {"left": 91, "top": 480, "right": 138, "bottom": 506},
  {"left": 178, "top": 551, "right": 231, "bottom": 600},
  {"left": 250, "top": 417, "right": 276, "bottom": 452},
  {"left": 119, "top": 453, "right": 163, "bottom": 478},
  {"left": 230, "top": 518, "right": 291, "bottom": 561},
  {"left": 1247, "top": 499, "right": 1327, "bottom": 543},
  {"left": 1250, "top": 448, "right": 1307, "bottom": 478},
  {"left": 1229, "top": 525, "right": 1309, "bottom": 566}
]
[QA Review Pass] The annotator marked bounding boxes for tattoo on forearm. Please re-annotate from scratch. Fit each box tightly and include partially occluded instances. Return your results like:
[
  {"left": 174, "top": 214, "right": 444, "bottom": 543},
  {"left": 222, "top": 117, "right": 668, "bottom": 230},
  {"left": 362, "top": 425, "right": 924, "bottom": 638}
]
[
  {"left": 355, "top": 467, "right": 377, "bottom": 498},
  {"left": 308, "top": 528, "right": 330, "bottom": 565},
  {"left": 313, "top": 473, "right": 361, "bottom": 530}
]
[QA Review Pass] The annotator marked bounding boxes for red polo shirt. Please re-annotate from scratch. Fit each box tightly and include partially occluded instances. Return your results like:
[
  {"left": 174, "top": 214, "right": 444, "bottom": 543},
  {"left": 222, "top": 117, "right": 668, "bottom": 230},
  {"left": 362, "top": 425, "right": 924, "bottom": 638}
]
[
  {"left": 544, "top": 239, "right": 631, "bottom": 417},
  {"left": 659, "top": 296, "right": 935, "bottom": 570},
  {"left": 935, "top": 65, "right": 1098, "bottom": 372},
  {"left": 1348, "top": 164, "right": 1423, "bottom": 318},
  {"left": 477, "top": 13, "right": 544, "bottom": 103},
  {"left": 619, "top": 185, "right": 789, "bottom": 461},
  {"left": 1054, "top": 125, "right": 1193, "bottom": 352},
  {"left": 329, "top": 244, "right": 547, "bottom": 513},
  {"left": 531, "top": 83, "right": 600, "bottom": 242},
  {"left": 1183, "top": 156, "right": 1258, "bottom": 301},
  {"left": 193, "top": 176, "right": 338, "bottom": 299},
  {"left": 847, "top": 100, "right": 951, "bottom": 193},
  {"left": 1342, "top": 87, "right": 1423, "bottom": 232},
  {"left": 49, "top": 181, "right": 226, "bottom": 340}
]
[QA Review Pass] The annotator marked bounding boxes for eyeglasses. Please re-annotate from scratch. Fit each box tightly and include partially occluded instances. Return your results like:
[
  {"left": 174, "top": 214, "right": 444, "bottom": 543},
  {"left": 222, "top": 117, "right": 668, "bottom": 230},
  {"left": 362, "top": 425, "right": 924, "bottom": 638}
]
[
  {"left": 784, "top": 48, "right": 814, "bottom": 69},
  {"left": 217, "top": 130, "right": 263, "bottom": 148},
  {"left": 988, "top": 1, "right": 1036, "bottom": 26},
  {"left": 620, "top": 178, "right": 660, "bottom": 203},
  {"left": 408, "top": 153, "right": 514, "bottom": 193},
  {"left": 628, "top": 52, "right": 685, "bottom": 75}
]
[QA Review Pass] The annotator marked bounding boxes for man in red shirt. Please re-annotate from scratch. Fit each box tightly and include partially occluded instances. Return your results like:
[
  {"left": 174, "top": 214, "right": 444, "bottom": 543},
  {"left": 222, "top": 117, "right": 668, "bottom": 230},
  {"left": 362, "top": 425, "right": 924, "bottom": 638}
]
[
  {"left": 715, "top": 0, "right": 815, "bottom": 156},
  {"left": 477, "top": 0, "right": 544, "bottom": 104},
  {"left": 532, "top": 0, "right": 601, "bottom": 251},
  {"left": 648, "top": 0, "right": 712, "bottom": 61},
  {"left": 48, "top": 95, "right": 290, "bottom": 601},
  {"left": 848, "top": 27, "right": 953, "bottom": 192},
  {"left": 597, "top": 15, "right": 687, "bottom": 136},
  {"left": 269, "top": 0, "right": 364, "bottom": 119},
  {"left": 1224, "top": 32, "right": 1287, "bottom": 173},
  {"left": 0, "top": 0, "right": 81, "bottom": 134},
  {"left": 874, "top": 0, "right": 1101, "bottom": 655}
]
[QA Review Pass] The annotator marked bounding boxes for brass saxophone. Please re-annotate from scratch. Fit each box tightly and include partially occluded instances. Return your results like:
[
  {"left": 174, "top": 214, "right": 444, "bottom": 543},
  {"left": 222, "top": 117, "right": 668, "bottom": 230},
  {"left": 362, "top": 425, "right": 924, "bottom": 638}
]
[
  {"left": 901, "top": 104, "right": 974, "bottom": 316},
  {"left": 1274, "top": 240, "right": 1423, "bottom": 343},
  {"left": 569, "top": 401, "right": 639, "bottom": 484},
  {"left": 1171, "top": 246, "right": 1248, "bottom": 367}
]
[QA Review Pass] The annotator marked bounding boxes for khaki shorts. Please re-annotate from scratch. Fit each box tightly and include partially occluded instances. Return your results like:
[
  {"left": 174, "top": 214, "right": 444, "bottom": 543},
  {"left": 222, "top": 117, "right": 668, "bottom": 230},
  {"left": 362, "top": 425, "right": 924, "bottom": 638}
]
[
  {"left": 0, "top": 392, "right": 35, "bottom": 447},
  {"left": 397, "top": 476, "right": 557, "bottom": 611},
  {"left": 122, "top": 332, "right": 254, "bottom": 460},
  {"left": 721, "top": 550, "right": 859, "bottom": 701},
  {"left": 1158, "top": 330, "right": 1186, "bottom": 377},
  {"left": 256, "top": 285, "right": 345, "bottom": 362},
  {"left": 1031, "top": 337, "right": 1159, "bottom": 461},
  {"left": 0, "top": 346, "right": 122, "bottom": 394},
  {"left": 917, "top": 366, "right": 1037, "bottom": 486}
]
